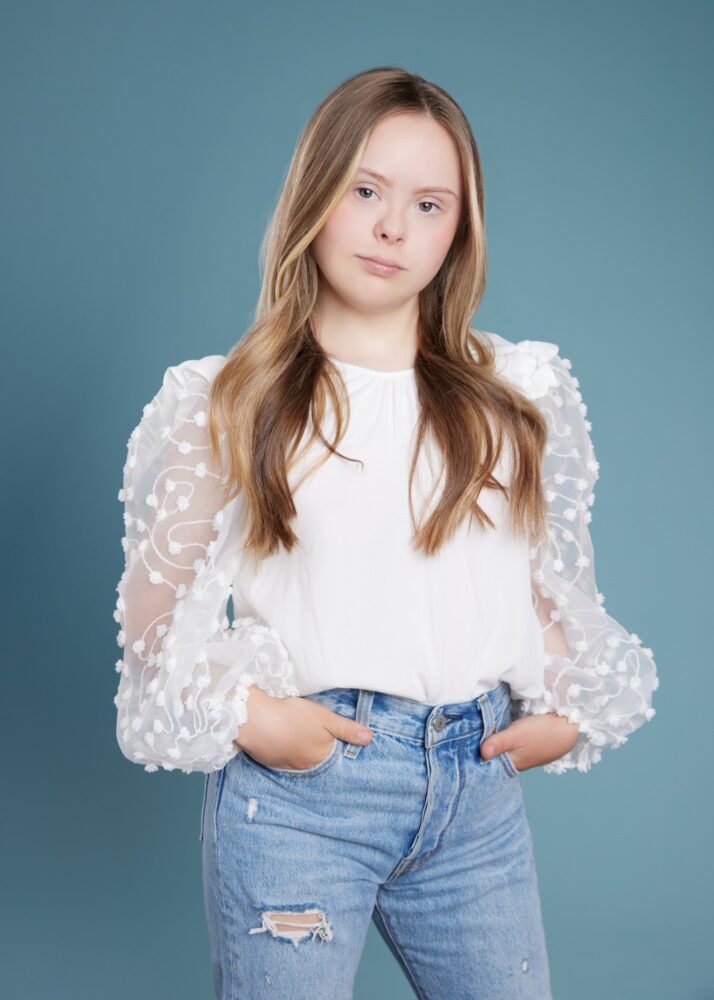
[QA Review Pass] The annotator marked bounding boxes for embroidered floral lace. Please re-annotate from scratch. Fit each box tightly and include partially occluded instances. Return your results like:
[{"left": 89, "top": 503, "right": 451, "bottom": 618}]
[{"left": 113, "top": 357, "right": 300, "bottom": 774}]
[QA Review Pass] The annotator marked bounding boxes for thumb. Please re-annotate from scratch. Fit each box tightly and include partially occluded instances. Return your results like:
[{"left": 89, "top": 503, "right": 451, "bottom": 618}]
[
  {"left": 481, "top": 735, "right": 500, "bottom": 758},
  {"left": 327, "top": 708, "right": 373, "bottom": 747}
]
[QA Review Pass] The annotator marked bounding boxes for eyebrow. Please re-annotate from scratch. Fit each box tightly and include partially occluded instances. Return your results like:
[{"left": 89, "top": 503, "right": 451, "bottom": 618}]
[{"left": 356, "top": 167, "right": 459, "bottom": 199}]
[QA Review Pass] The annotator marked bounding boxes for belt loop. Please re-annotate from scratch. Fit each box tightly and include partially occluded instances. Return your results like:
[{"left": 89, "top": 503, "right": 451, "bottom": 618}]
[
  {"left": 344, "top": 689, "right": 374, "bottom": 758},
  {"left": 476, "top": 691, "right": 495, "bottom": 762}
]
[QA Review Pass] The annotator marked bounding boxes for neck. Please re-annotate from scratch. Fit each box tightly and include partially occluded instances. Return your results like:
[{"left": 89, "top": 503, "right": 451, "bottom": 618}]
[{"left": 311, "top": 292, "right": 419, "bottom": 371}]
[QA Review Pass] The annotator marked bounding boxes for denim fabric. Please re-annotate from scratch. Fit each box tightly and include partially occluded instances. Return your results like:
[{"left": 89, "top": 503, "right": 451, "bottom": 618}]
[{"left": 200, "top": 679, "right": 553, "bottom": 999}]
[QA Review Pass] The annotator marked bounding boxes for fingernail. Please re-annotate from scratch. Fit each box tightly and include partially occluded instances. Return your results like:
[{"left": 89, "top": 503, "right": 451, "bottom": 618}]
[
  {"left": 357, "top": 728, "right": 371, "bottom": 742},
  {"left": 482, "top": 744, "right": 492, "bottom": 757}
]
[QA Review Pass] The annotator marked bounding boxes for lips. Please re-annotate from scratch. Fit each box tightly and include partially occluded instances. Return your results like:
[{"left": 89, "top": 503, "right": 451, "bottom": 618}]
[{"left": 359, "top": 255, "right": 403, "bottom": 269}]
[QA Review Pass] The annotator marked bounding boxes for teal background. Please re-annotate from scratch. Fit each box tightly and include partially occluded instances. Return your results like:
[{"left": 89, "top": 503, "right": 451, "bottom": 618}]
[{"left": 2, "top": 1, "right": 710, "bottom": 997}]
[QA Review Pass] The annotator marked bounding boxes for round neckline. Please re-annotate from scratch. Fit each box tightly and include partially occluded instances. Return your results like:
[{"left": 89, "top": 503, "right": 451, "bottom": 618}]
[{"left": 327, "top": 354, "right": 415, "bottom": 377}]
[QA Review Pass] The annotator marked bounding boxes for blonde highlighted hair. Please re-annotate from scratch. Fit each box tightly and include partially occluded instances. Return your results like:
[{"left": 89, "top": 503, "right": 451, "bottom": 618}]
[{"left": 206, "top": 65, "right": 549, "bottom": 568}]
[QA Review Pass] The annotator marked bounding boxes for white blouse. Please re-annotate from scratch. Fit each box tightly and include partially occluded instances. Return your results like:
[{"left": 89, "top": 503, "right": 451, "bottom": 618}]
[{"left": 113, "top": 331, "right": 658, "bottom": 776}]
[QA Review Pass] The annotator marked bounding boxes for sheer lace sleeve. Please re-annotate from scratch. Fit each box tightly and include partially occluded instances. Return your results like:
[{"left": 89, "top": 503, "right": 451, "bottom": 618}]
[
  {"left": 494, "top": 336, "right": 659, "bottom": 774},
  {"left": 113, "top": 356, "right": 300, "bottom": 774}
]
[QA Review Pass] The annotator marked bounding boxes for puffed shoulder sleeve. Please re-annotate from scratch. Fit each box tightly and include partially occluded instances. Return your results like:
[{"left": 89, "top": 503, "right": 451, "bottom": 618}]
[
  {"left": 497, "top": 337, "right": 659, "bottom": 774},
  {"left": 113, "top": 356, "right": 300, "bottom": 774}
]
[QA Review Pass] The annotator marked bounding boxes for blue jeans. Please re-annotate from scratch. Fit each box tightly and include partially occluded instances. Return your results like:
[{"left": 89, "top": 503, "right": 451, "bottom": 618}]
[{"left": 200, "top": 680, "right": 553, "bottom": 999}]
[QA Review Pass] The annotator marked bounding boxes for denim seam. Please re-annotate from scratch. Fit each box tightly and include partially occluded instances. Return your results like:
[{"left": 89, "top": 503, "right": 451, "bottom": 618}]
[
  {"left": 198, "top": 772, "right": 210, "bottom": 842},
  {"left": 213, "top": 765, "right": 227, "bottom": 839},
  {"left": 373, "top": 900, "right": 429, "bottom": 1000},
  {"left": 500, "top": 749, "right": 520, "bottom": 777},
  {"left": 396, "top": 851, "right": 435, "bottom": 875},
  {"left": 213, "top": 781, "right": 236, "bottom": 999}
]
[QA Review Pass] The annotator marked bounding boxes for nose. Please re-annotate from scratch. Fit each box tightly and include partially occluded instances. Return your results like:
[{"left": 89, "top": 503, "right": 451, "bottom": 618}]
[{"left": 375, "top": 209, "right": 406, "bottom": 243}]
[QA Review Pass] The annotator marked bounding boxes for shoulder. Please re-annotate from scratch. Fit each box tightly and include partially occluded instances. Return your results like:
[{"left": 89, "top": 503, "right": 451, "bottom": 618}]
[
  {"left": 476, "top": 330, "right": 563, "bottom": 401},
  {"left": 161, "top": 354, "right": 227, "bottom": 394},
  {"left": 130, "top": 355, "right": 227, "bottom": 439},
  {"left": 478, "top": 331, "right": 598, "bottom": 481}
]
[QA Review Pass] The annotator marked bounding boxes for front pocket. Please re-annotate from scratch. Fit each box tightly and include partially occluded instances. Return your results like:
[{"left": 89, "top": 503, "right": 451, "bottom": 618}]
[
  {"left": 498, "top": 749, "right": 520, "bottom": 778},
  {"left": 490, "top": 699, "right": 519, "bottom": 778},
  {"left": 241, "top": 737, "right": 341, "bottom": 778}
]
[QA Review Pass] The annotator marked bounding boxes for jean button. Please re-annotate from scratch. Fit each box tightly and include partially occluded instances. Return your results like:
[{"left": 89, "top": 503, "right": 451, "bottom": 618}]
[{"left": 433, "top": 714, "right": 447, "bottom": 732}]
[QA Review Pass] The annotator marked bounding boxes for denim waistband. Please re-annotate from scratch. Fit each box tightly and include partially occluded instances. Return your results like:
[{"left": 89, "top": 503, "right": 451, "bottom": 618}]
[{"left": 303, "top": 679, "right": 513, "bottom": 747}]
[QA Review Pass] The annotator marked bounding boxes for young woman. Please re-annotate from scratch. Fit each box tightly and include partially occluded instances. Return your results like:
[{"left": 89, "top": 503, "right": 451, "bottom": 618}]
[{"left": 113, "top": 66, "right": 658, "bottom": 999}]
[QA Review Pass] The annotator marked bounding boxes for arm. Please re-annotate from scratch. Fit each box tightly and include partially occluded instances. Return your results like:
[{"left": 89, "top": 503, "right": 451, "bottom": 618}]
[
  {"left": 112, "top": 356, "right": 300, "bottom": 774},
  {"left": 509, "top": 342, "right": 659, "bottom": 773}
]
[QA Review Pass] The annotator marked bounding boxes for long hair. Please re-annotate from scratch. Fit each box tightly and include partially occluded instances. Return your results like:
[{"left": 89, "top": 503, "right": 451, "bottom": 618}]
[{"left": 206, "top": 65, "right": 549, "bottom": 570}]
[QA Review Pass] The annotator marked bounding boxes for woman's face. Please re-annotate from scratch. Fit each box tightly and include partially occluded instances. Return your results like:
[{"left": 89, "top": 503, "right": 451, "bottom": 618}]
[{"left": 311, "top": 113, "right": 463, "bottom": 316}]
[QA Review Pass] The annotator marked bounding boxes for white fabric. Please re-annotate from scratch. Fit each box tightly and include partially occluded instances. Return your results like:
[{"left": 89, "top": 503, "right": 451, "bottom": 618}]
[
  {"left": 113, "top": 331, "right": 658, "bottom": 775},
  {"left": 113, "top": 358, "right": 300, "bottom": 774},
  {"left": 493, "top": 335, "right": 659, "bottom": 773}
]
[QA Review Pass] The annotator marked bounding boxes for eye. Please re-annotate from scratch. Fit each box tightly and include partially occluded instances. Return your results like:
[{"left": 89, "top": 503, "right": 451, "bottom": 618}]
[{"left": 354, "top": 187, "right": 442, "bottom": 214}]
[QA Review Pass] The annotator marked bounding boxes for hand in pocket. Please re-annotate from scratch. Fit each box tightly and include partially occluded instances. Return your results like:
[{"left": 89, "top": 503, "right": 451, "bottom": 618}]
[{"left": 233, "top": 688, "right": 373, "bottom": 770}]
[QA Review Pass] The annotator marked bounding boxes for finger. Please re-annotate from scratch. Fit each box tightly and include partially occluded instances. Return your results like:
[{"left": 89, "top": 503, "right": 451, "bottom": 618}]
[
  {"left": 481, "top": 737, "right": 498, "bottom": 758},
  {"left": 325, "top": 708, "right": 373, "bottom": 746}
]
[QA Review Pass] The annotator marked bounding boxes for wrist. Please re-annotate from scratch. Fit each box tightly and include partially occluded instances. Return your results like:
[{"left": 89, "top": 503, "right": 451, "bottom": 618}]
[
  {"left": 546, "top": 709, "right": 582, "bottom": 748},
  {"left": 233, "top": 684, "right": 281, "bottom": 750}
]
